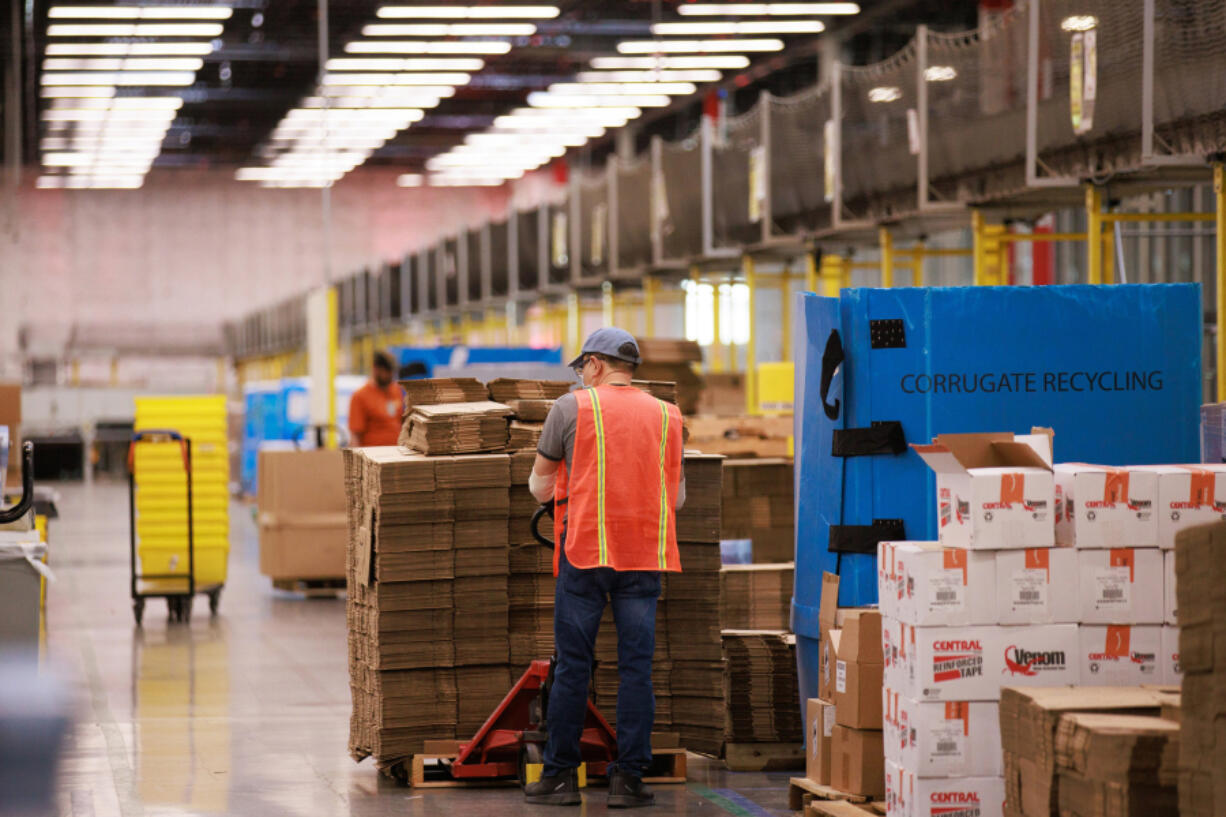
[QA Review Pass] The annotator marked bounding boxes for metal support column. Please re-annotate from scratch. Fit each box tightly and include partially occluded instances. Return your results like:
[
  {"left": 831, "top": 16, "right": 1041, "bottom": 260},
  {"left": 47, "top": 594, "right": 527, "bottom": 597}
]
[
  {"left": 710, "top": 271, "right": 724, "bottom": 373},
  {"left": 1216, "top": 164, "right": 1226, "bottom": 401},
  {"left": 820, "top": 253, "right": 844, "bottom": 297},
  {"left": 781, "top": 265, "right": 793, "bottom": 361},
  {"left": 880, "top": 228, "right": 895, "bottom": 287},
  {"left": 566, "top": 293, "right": 581, "bottom": 361},
  {"left": 1086, "top": 185, "right": 1104, "bottom": 284},
  {"left": 743, "top": 255, "right": 758, "bottom": 416}
]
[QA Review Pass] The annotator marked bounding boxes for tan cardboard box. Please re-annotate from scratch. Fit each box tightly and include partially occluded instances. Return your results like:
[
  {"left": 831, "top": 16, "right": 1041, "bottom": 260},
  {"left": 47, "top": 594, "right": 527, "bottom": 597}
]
[
  {"left": 258, "top": 448, "right": 347, "bottom": 580},
  {"left": 834, "top": 610, "right": 884, "bottom": 729},
  {"left": 830, "top": 724, "right": 884, "bottom": 798},
  {"left": 805, "top": 698, "right": 836, "bottom": 785}
]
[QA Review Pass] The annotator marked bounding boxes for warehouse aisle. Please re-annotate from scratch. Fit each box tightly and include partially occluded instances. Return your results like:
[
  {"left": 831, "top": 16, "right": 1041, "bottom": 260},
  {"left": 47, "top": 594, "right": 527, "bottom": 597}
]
[{"left": 43, "top": 481, "right": 793, "bottom": 816}]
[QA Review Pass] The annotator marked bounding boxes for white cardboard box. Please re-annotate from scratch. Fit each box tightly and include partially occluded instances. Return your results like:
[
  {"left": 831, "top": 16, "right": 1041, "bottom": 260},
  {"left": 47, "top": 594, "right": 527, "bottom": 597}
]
[
  {"left": 1133, "top": 465, "right": 1226, "bottom": 549},
  {"left": 879, "top": 541, "right": 904, "bottom": 621},
  {"left": 1053, "top": 464, "right": 1159, "bottom": 548},
  {"left": 895, "top": 697, "right": 1002, "bottom": 778},
  {"left": 901, "top": 624, "right": 1079, "bottom": 701},
  {"left": 993, "top": 547, "right": 1078, "bottom": 625},
  {"left": 1078, "top": 625, "right": 1163, "bottom": 685},
  {"left": 889, "top": 542, "right": 996, "bottom": 627},
  {"left": 1075, "top": 548, "right": 1164, "bottom": 624},
  {"left": 885, "top": 762, "right": 1006, "bottom": 817},
  {"left": 1162, "top": 625, "right": 1181, "bottom": 685},
  {"left": 882, "top": 618, "right": 909, "bottom": 691},
  {"left": 1164, "top": 549, "right": 1177, "bottom": 625},
  {"left": 913, "top": 432, "right": 1055, "bottom": 550}
]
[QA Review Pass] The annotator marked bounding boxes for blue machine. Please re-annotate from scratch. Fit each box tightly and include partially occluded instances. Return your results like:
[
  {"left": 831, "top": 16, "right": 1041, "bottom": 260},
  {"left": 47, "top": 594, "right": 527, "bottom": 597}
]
[
  {"left": 390, "top": 345, "right": 563, "bottom": 378},
  {"left": 792, "top": 283, "right": 1203, "bottom": 710}
]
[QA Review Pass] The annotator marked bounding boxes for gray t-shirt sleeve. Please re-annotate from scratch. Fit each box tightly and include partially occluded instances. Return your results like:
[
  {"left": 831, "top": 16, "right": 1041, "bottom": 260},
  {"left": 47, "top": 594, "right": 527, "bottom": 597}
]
[{"left": 537, "top": 392, "right": 578, "bottom": 470}]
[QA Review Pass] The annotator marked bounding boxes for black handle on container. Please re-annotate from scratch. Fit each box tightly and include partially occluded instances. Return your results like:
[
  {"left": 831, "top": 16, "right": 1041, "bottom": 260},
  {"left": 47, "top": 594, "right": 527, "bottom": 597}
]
[
  {"left": 530, "top": 501, "right": 556, "bottom": 549},
  {"left": 820, "top": 330, "right": 844, "bottom": 421},
  {"left": 0, "top": 442, "right": 34, "bottom": 525}
]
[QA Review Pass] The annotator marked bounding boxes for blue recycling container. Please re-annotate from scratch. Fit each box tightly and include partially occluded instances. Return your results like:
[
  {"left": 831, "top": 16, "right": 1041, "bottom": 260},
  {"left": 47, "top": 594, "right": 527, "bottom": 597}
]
[{"left": 792, "top": 283, "right": 1203, "bottom": 713}]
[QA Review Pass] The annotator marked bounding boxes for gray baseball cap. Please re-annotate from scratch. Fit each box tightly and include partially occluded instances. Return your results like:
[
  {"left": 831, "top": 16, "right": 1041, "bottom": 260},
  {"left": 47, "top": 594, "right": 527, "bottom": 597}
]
[{"left": 568, "top": 327, "right": 642, "bottom": 368}]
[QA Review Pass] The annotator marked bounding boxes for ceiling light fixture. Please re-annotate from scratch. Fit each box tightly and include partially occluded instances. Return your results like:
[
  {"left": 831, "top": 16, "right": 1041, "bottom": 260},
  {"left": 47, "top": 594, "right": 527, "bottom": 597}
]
[
  {"left": 651, "top": 21, "right": 824, "bottom": 35},
  {"left": 923, "top": 65, "right": 957, "bottom": 82},
  {"left": 321, "top": 72, "right": 471, "bottom": 87},
  {"left": 324, "top": 57, "right": 485, "bottom": 71},
  {"left": 677, "top": 3, "right": 860, "bottom": 15},
  {"left": 377, "top": 6, "right": 559, "bottom": 19},
  {"left": 1060, "top": 14, "right": 1098, "bottom": 32},
  {"left": 344, "top": 41, "right": 513, "bottom": 55},
  {"left": 49, "top": 6, "right": 232, "bottom": 19},
  {"left": 41, "top": 72, "right": 196, "bottom": 86},
  {"left": 590, "top": 55, "right": 751, "bottom": 69},
  {"left": 47, "top": 22, "right": 225, "bottom": 36},
  {"left": 528, "top": 92, "right": 671, "bottom": 108},
  {"left": 867, "top": 85, "right": 902, "bottom": 103},
  {"left": 40, "top": 86, "right": 117, "bottom": 98},
  {"left": 43, "top": 58, "right": 205, "bottom": 71},
  {"left": 576, "top": 69, "right": 722, "bottom": 83},
  {"left": 45, "top": 42, "right": 215, "bottom": 56},
  {"left": 617, "top": 39, "right": 783, "bottom": 54},
  {"left": 361, "top": 23, "right": 536, "bottom": 37},
  {"left": 397, "top": 174, "right": 425, "bottom": 187},
  {"left": 547, "top": 82, "right": 697, "bottom": 96}
]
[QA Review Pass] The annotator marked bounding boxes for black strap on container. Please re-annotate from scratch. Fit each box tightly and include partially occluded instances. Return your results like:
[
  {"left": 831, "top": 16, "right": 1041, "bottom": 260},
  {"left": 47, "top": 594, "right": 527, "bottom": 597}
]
[
  {"left": 832, "top": 420, "right": 906, "bottom": 457},
  {"left": 828, "top": 519, "right": 906, "bottom": 554}
]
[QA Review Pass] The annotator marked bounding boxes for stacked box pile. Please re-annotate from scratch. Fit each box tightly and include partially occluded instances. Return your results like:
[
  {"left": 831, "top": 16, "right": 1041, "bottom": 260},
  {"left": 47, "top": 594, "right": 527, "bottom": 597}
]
[
  {"left": 399, "top": 401, "right": 513, "bottom": 455},
  {"left": 1201, "top": 402, "right": 1225, "bottom": 464},
  {"left": 506, "top": 399, "right": 554, "bottom": 423},
  {"left": 720, "top": 563, "right": 793, "bottom": 630},
  {"left": 721, "top": 459, "right": 794, "bottom": 563},
  {"left": 722, "top": 630, "right": 802, "bottom": 744},
  {"left": 1175, "top": 520, "right": 1226, "bottom": 817},
  {"left": 875, "top": 434, "right": 1200, "bottom": 817},
  {"left": 506, "top": 451, "right": 555, "bottom": 668},
  {"left": 487, "top": 378, "right": 571, "bottom": 403},
  {"left": 632, "top": 380, "right": 678, "bottom": 406},
  {"left": 400, "top": 377, "right": 488, "bottom": 407},
  {"left": 635, "top": 338, "right": 705, "bottom": 415},
  {"left": 668, "top": 453, "right": 725, "bottom": 756},
  {"left": 493, "top": 379, "right": 571, "bottom": 453},
  {"left": 996, "top": 687, "right": 1176, "bottom": 817}
]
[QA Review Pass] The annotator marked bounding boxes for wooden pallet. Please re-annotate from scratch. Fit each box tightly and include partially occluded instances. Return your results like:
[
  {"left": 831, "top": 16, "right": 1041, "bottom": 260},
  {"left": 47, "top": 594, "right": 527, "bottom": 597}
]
[
  {"left": 272, "top": 578, "right": 345, "bottom": 597},
  {"left": 723, "top": 742, "right": 805, "bottom": 772},
  {"left": 409, "top": 748, "right": 688, "bottom": 789},
  {"left": 788, "top": 777, "right": 870, "bottom": 811}
]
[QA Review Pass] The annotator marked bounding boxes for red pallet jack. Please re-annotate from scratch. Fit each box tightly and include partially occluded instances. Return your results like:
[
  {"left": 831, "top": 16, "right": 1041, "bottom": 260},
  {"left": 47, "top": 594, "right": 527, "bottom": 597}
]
[{"left": 412, "top": 502, "right": 681, "bottom": 788}]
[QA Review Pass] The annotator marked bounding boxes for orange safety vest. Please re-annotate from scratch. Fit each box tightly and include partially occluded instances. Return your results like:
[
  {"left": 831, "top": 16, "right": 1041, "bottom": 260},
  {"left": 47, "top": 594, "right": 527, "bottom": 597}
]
[{"left": 554, "top": 384, "right": 685, "bottom": 574}]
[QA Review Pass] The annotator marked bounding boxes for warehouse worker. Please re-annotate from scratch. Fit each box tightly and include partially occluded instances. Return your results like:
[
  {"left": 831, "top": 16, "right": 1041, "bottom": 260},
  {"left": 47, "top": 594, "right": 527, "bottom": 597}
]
[
  {"left": 527, "top": 327, "right": 685, "bottom": 809},
  {"left": 347, "top": 350, "right": 405, "bottom": 447}
]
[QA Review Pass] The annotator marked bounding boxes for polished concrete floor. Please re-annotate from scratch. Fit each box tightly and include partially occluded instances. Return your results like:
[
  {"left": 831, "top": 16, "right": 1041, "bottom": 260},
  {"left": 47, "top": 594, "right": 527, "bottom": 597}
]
[{"left": 43, "top": 481, "right": 795, "bottom": 817}]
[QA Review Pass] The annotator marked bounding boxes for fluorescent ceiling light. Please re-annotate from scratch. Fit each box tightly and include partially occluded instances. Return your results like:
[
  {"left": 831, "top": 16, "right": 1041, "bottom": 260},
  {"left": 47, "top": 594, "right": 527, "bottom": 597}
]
[
  {"left": 43, "top": 58, "right": 204, "bottom": 71},
  {"left": 924, "top": 65, "right": 957, "bottom": 82},
  {"left": 377, "top": 6, "right": 558, "bottom": 19},
  {"left": 49, "top": 6, "right": 232, "bottom": 19},
  {"left": 40, "top": 86, "right": 117, "bottom": 98},
  {"left": 590, "top": 55, "right": 750, "bottom": 69},
  {"left": 321, "top": 72, "right": 470, "bottom": 86},
  {"left": 468, "top": 131, "right": 591, "bottom": 147},
  {"left": 303, "top": 95, "right": 444, "bottom": 109},
  {"left": 427, "top": 178, "right": 505, "bottom": 187},
  {"left": 528, "top": 92, "right": 671, "bottom": 108},
  {"left": 508, "top": 106, "right": 641, "bottom": 124},
  {"left": 37, "top": 175, "right": 145, "bottom": 189},
  {"left": 42, "top": 72, "right": 196, "bottom": 86},
  {"left": 324, "top": 57, "right": 484, "bottom": 71},
  {"left": 652, "top": 21, "right": 823, "bottom": 35},
  {"left": 617, "top": 39, "right": 783, "bottom": 54},
  {"left": 397, "top": 174, "right": 424, "bottom": 187},
  {"left": 45, "top": 42, "right": 215, "bottom": 56},
  {"left": 47, "top": 23, "right": 224, "bottom": 36},
  {"left": 577, "top": 69, "right": 722, "bottom": 83},
  {"left": 361, "top": 23, "right": 535, "bottom": 36},
  {"left": 345, "top": 40, "right": 512, "bottom": 54},
  {"left": 547, "top": 82, "right": 696, "bottom": 95},
  {"left": 489, "top": 120, "right": 605, "bottom": 136},
  {"left": 1060, "top": 14, "right": 1098, "bottom": 32},
  {"left": 867, "top": 85, "right": 901, "bottom": 103},
  {"left": 677, "top": 3, "right": 859, "bottom": 14},
  {"left": 42, "top": 108, "right": 178, "bottom": 121}
]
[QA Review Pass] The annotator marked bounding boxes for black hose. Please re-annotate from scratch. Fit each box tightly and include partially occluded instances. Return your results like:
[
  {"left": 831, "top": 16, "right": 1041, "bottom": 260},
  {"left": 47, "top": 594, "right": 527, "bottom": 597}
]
[{"left": 0, "top": 442, "right": 34, "bottom": 525}]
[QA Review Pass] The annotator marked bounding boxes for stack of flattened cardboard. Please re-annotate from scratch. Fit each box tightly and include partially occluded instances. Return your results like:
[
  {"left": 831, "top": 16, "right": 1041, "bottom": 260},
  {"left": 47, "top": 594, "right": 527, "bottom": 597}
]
[
  {"left": 999, "top": 686, "right": 1170, "bottom": 817},
  {"left": 506, "top": 399, "right": 554, "bottom": 422},
  {"left": 635, "top": 338, "right": 705, "bottom": 415},
  {"left": 400, "top": 377, "right": 489, "bottom": 407},
  {"left": 507, "top": 421, "right": 543, "bottom": 452},
  {"left": 1053, "top": 713, "right": 1179, "bottom": 817},
  {"left": 1175, "top": 521, "right": 1226, "bottom": 817},
  {"left": 400, "top": 401, "right": 513, "bottom": 455},
  {"left": 720, "top": 563, "right": 794, "bottom": 630},
  {"left": 667, "top": 453, "right": 725, "bottom": 756},
  {"left": 722, "top": 630, "right": 802, "bottom": 744},
  {"left": 632, "top": 380, "right": 678, "bottom": 406},
  {"left": 508, "top": 451, "right": 555, "bottom": 668},
  {"left": 721, "top": 459, "right": 794, "bottom": 563},
  {"left": 487, "top": 378, "right": 572, "bottom": 403}
]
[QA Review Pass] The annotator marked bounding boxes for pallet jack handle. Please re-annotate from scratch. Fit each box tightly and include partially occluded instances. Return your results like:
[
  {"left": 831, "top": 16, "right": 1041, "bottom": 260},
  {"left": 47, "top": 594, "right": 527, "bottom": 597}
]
[
  {"left": 0, "top": 442, "right": 34, "bottom": 525},
  {"left": 530, "top": 501, "right": 556, "bottom": 549}
]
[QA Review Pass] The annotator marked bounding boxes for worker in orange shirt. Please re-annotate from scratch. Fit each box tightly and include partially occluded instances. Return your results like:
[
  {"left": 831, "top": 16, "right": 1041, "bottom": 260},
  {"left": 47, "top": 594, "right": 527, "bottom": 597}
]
[
  {"left": 527, "top": 328, "right": 685, "bottom": 809},
  {"left": 347, "top": 351, "right": 405, "bottom": 447}
]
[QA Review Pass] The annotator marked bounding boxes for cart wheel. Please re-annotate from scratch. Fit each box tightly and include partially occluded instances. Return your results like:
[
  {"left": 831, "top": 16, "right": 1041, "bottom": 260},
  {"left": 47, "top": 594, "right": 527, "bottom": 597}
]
[
  {"left": 208, "top": 589, "right": 221, "bottom": 616},
  {"left": 133, "top": 598, "right": 145, "bottom": 627},
  {"left": 518, "top": 742, "right": 544, "bottom": 787}
]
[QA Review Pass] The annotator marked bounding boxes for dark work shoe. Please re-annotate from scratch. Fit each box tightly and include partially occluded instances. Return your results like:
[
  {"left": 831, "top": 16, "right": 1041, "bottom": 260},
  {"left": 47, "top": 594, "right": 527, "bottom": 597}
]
[
  {"left": 524, "top": 768, "right": 582, "bottom": 806},
  {"left": 607, "top": 771, "right": 654, "bottom": 809}
]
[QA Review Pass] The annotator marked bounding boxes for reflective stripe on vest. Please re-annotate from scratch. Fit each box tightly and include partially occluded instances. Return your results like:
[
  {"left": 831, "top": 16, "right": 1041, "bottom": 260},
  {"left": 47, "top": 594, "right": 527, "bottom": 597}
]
[
  {"left": 587, "top": 386, "right": 610, "bottom": 566},
  {"left": 655, "top": 398, "right": 669, "bottom": 571}
]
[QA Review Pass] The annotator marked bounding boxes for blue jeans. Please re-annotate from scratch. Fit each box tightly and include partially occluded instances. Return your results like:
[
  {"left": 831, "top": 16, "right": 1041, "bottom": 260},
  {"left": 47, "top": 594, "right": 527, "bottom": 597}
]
[{"left": 544, "top": 546, "right": 661, "bottom": 779}]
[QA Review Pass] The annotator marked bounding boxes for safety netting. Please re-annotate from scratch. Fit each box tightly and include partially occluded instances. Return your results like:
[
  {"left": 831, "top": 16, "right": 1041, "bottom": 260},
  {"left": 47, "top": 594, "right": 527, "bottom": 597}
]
[
  {"left": 577, "top": 168, "right": 611, "bottom": 283},
  {"left": 466, "top": 229, "right": 483, "bottom": 303},
  {"left": 660, "top": 133, "right": 703, "bottom": 261},
  {"left": 615, "top": 153, "right": 653, "bottom": 272},
  {"left": 546, "top": 202, "right": 570, "bottom": 287},
  {"left": 767, "top": 84, "right": 831, "bottom": 236},
  {"left": 1153, "top": 0, "right": 1226, "bottom": 155},
  {"left": 840, "top": 39, "right": 920, "bottom": 220},
  {"left": 490, "top": 219, "right": 510, "bottom": 299},
  {"left": 926, "top": 8, "right": 1028, "bottom": 199},
  {"left": 516, "top": 207, "right": 541, "bottom": 293},
  {"left": 713, "top": 104, "right": 763, "bottom": 249}
]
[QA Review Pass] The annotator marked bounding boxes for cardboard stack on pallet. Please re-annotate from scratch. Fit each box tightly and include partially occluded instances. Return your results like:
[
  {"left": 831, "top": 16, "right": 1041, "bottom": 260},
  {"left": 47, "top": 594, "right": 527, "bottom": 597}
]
[
  {"left": 721, "top": 459, "right": 794, "bottom": 563},
  {"left": 1175, "top": 519, "right": 1226, "bottom": 817},
  {"left": 400, "top": 377, "right": 488, "bottom": 408},
  {"left": 507, "top": 451, "right": 555, "bottom": 668},
  {"left": 722, "top": 630, "right": 802, "bottom": 744},
  {"left": 997, "top": 686, "right": 1176, "bottom": 817},
  {"left": 399, "top": 401, "right": 514, "bottom": 455},
  {"left": 635, "top": 338, "right": 704, "bottom": 415},
  {"left": 720, "top": 563, "right": 793, "bottom": 630},
  {"left": 668, "top": 453, "right": 725, "bottom": 756},
  {"left": 491, "top": 379, "right": 571, "bottom": 453}
]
